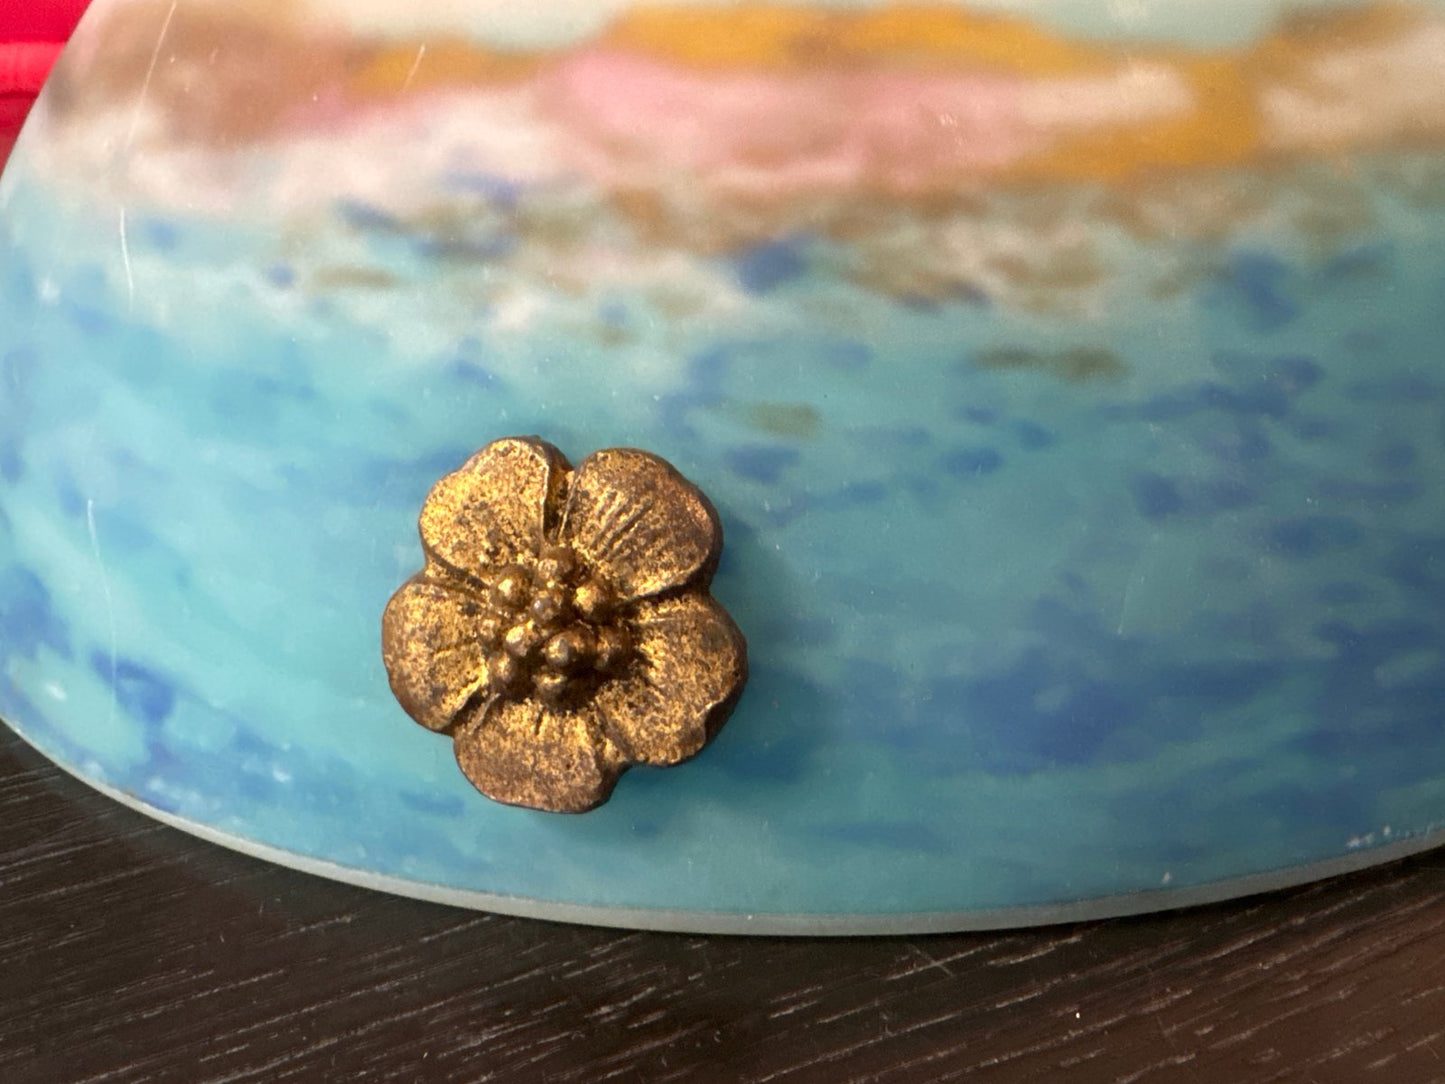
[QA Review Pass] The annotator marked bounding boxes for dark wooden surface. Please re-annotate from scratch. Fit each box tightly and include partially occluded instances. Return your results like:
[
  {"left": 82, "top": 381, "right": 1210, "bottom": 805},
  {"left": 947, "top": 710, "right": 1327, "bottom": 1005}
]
[{"left": 5, "top": 725, "right": 1445, "bottom": 1083}]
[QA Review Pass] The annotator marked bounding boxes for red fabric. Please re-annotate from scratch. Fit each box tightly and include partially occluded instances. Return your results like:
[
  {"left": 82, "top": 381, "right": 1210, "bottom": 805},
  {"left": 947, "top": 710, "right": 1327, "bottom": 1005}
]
[
  {"left": 0, "top": 93, "right": 29, "bottom": 163},
  {"left": 0, "top": 0, "right": 90, "bottom": 42},
  {"left": 1, "top": 42, "right": 64, "bottom": 93},
  {"left": 0, "top": 0, "right": 89, "bottom": 168}
]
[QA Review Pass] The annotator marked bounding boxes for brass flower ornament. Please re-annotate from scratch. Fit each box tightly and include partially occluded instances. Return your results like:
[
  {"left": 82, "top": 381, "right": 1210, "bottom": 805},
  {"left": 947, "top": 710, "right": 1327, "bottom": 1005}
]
[{"left": 382, "top": 437, "right": 747, "bottom": 812}]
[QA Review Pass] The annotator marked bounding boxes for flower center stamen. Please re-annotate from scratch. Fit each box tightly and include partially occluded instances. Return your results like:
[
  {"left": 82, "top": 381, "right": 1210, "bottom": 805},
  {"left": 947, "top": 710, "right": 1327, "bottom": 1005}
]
[
  {"left": 484, "top": 548, "right": 632, "bottom": 706},
  {"left": 529, "top": 586, "right": 571, "bottom": 628},
  {"left": 492, "top": 565, "right": 532, "bottom": 612},
  {"left": 573, "top": 579, "right": 615, "bottom": 622},
  {"left": 535, "top": 544, "right": 578, "bottom": 587},
  {"left": 544, "top": 626, "right": 596, "bottom": 673},
  {"left": 503, "top": 621, "right": 544, "bottom": 660}
]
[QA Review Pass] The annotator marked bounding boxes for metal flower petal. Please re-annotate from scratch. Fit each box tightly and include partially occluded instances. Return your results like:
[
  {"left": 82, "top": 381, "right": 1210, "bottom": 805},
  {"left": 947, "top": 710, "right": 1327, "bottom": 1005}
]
[
  {"left": 593, "top": 593, "right": 747, "bottom": 766},
  {"left": 453, "top": 699, "right": 624, "bottom": 814},
  {"left": 418, "top": 436, "right": 567, "bottom": 582},
  {"left": 381, "top": 575, "right": 496, "bottom": 733},
  {"left": 382, "top": 436, "right": 748, "bottom": 813},
  {"left": 562, "top": 447, "right": 722, "bottom": 602}
]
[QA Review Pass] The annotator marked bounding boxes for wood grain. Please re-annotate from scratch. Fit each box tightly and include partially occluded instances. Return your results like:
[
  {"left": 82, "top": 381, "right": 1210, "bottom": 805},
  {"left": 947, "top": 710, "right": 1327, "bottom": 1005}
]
[{"left": 4, "top": 723, "right": 1445, "bottom": 1083}]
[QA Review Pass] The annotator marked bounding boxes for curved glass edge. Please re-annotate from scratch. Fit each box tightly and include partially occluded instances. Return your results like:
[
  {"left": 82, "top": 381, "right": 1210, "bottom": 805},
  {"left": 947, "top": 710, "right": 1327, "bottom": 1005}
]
[{"left": 11, "top": 720, "right": 1441, "bottom": 936}]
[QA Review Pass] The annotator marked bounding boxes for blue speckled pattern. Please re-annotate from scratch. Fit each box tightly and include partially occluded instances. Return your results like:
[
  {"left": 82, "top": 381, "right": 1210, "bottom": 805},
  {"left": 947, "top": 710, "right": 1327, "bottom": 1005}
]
[{"left": 3, "top": 0, "right": 1445, "bottom": 930}]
